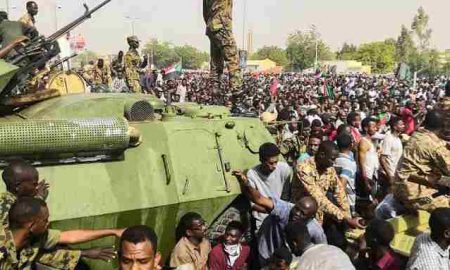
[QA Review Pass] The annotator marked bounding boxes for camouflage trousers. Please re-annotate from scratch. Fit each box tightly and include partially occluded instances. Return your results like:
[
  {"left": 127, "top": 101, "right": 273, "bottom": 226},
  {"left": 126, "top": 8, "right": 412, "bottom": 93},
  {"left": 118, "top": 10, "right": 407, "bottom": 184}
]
[
  {"left": 207, "top": 28, "right": 242, "bottom": 91},
  {"left": 127, "top": 79, "right": 142, "bottom": 93}
]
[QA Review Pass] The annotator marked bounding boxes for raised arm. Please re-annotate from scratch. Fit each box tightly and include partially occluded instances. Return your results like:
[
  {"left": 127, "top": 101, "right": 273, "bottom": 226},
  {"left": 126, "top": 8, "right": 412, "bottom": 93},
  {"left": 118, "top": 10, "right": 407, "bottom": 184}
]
[
  {"left": 232, "top": 171, "right": 274, "bottom": 213},
  {"left": 59, "top": 228, "right": 124, "bottom": 245}
]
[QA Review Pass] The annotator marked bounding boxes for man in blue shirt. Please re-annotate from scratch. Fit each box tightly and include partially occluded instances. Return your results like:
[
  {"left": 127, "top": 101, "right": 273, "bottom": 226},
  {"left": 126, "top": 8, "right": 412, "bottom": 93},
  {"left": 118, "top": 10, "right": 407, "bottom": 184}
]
[{"left": 233, "top": 171, "right": 327, "bottom": 266}]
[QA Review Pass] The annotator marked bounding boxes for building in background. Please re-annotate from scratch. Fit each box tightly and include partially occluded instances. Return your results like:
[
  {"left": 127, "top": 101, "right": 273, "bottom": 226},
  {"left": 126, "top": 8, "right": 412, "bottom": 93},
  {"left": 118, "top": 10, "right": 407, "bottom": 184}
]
[
  {"left": 320, "top": 60, "right": 372, "bottom": 74},
  {"left": 246, "top": 58, "right": 282, "bottom": 73}
]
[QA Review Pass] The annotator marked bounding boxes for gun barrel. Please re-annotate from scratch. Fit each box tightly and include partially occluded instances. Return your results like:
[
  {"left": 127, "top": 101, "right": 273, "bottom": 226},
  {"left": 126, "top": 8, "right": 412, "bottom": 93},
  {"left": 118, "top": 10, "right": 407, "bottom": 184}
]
[
  {"left": 49, "top": 53, "right": 78, "bottom": 69},
  {"left": 48, "top": 0, "right": 112, "bottom": 41}
]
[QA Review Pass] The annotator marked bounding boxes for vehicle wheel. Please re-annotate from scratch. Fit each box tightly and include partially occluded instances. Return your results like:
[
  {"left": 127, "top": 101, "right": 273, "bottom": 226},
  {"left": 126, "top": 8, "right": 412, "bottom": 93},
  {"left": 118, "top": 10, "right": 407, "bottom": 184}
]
[{"left": 207, "top": 195, "right": 252, "bottom": 245}]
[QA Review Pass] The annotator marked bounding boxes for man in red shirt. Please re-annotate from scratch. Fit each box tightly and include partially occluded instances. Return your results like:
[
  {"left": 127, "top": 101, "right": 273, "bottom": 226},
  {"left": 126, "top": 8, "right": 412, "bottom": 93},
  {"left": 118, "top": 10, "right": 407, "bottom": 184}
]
[
  {"left": 356, "top": 219, "right": 405, "bottom": 270},
  {"left": 401, "top": 102, "right": 415, "bottom": 135},
  {"left": 347, "top": 112, "right": 362, "bottom": 143},
  {"left": 208, "top": 221, "right": 250, "bottom": 270}
]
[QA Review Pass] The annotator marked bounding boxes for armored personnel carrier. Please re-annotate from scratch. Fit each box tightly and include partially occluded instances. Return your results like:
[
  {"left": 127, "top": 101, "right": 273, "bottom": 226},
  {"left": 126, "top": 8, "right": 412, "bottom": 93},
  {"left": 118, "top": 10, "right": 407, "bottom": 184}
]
[
  {"left": 1, "top": 93, "right": 271, "bottom": 269},
  {"left": 0, "top": 2, "right": 272, "bottom": 269}
]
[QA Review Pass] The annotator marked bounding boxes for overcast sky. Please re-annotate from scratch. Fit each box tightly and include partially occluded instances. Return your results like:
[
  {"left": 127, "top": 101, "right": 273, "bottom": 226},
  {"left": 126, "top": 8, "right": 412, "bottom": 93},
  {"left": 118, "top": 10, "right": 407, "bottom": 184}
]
[{"left": 4, "top": 0, "right": 449, "bottom": 54}]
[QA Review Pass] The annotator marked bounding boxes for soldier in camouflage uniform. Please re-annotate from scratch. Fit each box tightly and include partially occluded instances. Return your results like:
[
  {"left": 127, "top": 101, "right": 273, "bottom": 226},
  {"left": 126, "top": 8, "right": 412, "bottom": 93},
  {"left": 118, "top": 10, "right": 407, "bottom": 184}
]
[
  {"left": 292, "top": 141, "right": 364, "bottom": 230},
  {"left": 0, "top": 198, "right": 120, "bottom": 270},
  {"left": 438, "top": 81, "right": 450, "bottom": 140},
  {"left": 203, "top": 0, "right": 242, "bottom": 96},
  {"left": 0, "top": 161, "right": 115, "bottom": 270},
  {"left": 124, "top": 36, "right": 147, "bottom": 93},
  {"left": 92, "top": 59, "right": 112, "bottom": 87},
  {"left": 393, "top": 110, "right": 450, "bottom": 213}
]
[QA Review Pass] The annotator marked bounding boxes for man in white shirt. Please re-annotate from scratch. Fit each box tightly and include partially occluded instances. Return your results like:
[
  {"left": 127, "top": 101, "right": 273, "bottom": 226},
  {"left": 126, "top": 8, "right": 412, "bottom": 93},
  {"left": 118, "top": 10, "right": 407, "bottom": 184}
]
[
  {"left": 285, "top": 222, "right": 355, "bottom": 270},
  {"left": 176, "top": 79, "right": 188, "bottom": 103},
  {"left": 407, "top": 208, "right": 450, "bottom": 270},
  {"left": 247, "top": 143, "right": 292, "bottom": 232},
  {"left": 380, "top": 117, "right": 405, "bottom": 188},
  {"left": 111, "top": 72, "right": 129, "bottom": 93}
]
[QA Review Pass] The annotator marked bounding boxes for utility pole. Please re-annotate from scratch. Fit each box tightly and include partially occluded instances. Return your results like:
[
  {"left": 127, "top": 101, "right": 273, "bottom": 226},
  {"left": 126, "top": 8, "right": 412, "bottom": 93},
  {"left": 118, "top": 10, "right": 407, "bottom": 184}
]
[
  {"left": 310, "top": 24, "right": 319, "bottom": 69},
  {"left": 125, "top": 16, "right": 139, "bottom": 36},
  {"left": 242, "top": 0, "right": 246, "bottom": 50},
  {"left": 54, "top": 1, "right": 62, "bottom": 31}
]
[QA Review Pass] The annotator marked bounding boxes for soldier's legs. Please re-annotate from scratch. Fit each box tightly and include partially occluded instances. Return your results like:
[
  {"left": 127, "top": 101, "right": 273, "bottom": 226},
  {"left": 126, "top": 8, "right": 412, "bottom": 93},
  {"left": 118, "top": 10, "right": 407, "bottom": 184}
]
[
  {"left": 208, "top": 32, "right": 224, "bottom": 94},
  {"left": 216, "top": 29, "right": 242, "bottom": 91},
  {"left": 132, "top": 80, "right": 142, "bottom": 93},
  {"left": 209, "top": 29, "right": 242, "bottom": 91}
]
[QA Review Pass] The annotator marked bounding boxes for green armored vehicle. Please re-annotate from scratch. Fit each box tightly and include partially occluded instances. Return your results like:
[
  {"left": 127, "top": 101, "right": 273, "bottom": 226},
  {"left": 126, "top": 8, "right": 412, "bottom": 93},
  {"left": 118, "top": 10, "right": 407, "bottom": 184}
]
[
  {"left": 0, "top": 94, "right": 271, "bottom": 269},
  {"left": 0, "top": 1, "right": 273, "bottom": 269}
]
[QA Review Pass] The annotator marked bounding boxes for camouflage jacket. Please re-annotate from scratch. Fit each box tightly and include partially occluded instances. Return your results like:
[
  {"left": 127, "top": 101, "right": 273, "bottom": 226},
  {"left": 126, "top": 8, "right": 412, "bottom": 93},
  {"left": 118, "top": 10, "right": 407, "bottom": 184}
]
[
  {"left": 92, "top": 66, "right": 112, "bottom": 86},
  {"left": 438, "top": 97, "right": 450, "bottom": 139},
  {"left": 0, "top": 228, "right": 80, "bottom": 270},
  {"left": 0, "top": 193, "right": 80, "bottom": 270},
  {"left": 203, "top": 0, "right": 232, "bottom": 32},
  {"left": 394, "top": 129, "right": 450, "bottom": 211},
  {"left": 0, "top": 192, "right": 15, "bottom": 226},
  {"left": 293, "top": 157, "right": 351, "bottom": 223},
  {"left": 124, "top": 49, "right": 141, "bottom": 81},
  {"left": 18, "top": 13, "right": 35, "bottom": 28}
]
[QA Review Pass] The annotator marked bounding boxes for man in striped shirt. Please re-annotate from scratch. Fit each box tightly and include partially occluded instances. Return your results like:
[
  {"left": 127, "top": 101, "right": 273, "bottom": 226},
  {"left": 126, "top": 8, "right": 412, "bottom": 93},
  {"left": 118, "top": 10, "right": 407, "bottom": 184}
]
[{"left": 335, "top": 133, "right": 357, "bottom": 216}]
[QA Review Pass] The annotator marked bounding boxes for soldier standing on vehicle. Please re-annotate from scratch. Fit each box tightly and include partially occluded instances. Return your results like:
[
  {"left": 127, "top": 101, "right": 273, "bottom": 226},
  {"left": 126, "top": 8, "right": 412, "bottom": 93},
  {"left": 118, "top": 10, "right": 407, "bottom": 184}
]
[
  {"left": 393, "top": 110, "right": 450, "bottom": 213},
  {"left": 18, "top": 1, "right": 38, "bottom": 28},
  {"left": 203, "top": 0, "right": 242, "bottom": 99},
  {"left": 124, "top": 36, "right": 147, "bottom": 93},
  {"left": 111, "top": 50, "right": 125, "bottom": 78}
]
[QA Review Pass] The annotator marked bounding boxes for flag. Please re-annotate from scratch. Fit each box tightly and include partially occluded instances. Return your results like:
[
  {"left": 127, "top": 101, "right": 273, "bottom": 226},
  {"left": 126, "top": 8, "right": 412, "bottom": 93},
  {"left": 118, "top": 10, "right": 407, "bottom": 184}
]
[
  {"left": 270, "top": 78, "right": 279, "bottom": 97},
  {"left": 163, "top": 61, "right": 182, "bottom": 80}
]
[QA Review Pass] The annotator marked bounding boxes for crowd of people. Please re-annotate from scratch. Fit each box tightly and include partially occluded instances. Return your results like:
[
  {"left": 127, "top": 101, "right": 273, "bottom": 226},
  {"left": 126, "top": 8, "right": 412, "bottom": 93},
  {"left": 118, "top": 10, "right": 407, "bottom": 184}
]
[
  {"left": 0, "top": 0, "right": 448, "bottom": 269},
  {"left": 1, "top": 70, "right": 450, "bottom": 270}
]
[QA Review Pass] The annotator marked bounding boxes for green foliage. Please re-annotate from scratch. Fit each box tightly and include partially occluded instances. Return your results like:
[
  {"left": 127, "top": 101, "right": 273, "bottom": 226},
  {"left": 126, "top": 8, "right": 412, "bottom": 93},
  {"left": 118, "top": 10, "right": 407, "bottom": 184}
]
[
  {"left": 426, "top": 49, "right": 441, "bottom": 76},
  {"left": 142, "top": 39, "right": 180, "bottom": 69},
  {"left": 355, "top": 40, "right": 396, "bottom": 74},
  {"left": 142, "top": 40, "right": 209, "bottom": 69},
  {"left": 250, "top": 46, "right": 289, "bottom": 67},
  {"left": 337, "top": 43, "right": 358, "bottom": 60},
  {"left": 442, "top": 61, "right": 450, "bottom": 75},
  {"left": 285, "top": 30, "right": 334, "bottom": 71},
  {"left": 411, "top": 7, "right": 432, "bottom": 51},
  {"left": 174, "top": 45, "right": 209, "bottom": 70},
  {"left": 395, "top": 25, "right": 416, "bottom": 64},
  {"left": 72, "top": 50, "right": 98, "bottom": 68}
]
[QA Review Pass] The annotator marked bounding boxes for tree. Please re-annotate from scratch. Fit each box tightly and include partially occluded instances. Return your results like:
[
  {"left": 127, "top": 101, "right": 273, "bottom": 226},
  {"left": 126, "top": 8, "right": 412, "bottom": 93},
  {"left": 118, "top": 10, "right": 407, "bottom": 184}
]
[
  {"left": 250, "top": 46, "right": 289, "bottom": 67},
  {"left": 411, "top": 7, "right": 432, "bottom": 52},
  {"left": 442, "top": 60, "right": 450, "bottom": 75},
  {"left": 174, "top": 45, "right": 209, "bottom": 69},
  {"left": 425, "top": 49, "right": 441, "bottom": 76},
  {"left": 142, "top": 39, "right": 180, "bottom": 68},
  {"left": 72, "top": 50, "right": 98, "bottom": 68},
  {"left": 406, "top": 7, "right": 433, "bottom": 72},
  {"left": 285, "top": 30, "right": 334, "bottom": 71},
  {"left": 355, "top": 40, "right": 396, "bottom": 74},
  {"left": 337, "top": 43, "right": 357, "bottom": 60},
  {"left": 395, "top": 25, "right": 416, "bottom": 64}
]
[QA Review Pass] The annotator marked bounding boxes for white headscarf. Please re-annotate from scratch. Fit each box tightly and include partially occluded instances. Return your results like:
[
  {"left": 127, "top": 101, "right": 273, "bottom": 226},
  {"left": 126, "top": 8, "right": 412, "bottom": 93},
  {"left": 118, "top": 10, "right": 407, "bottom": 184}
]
[{"left": 224, "top": 243, "right": 242, "bottom": 268}]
